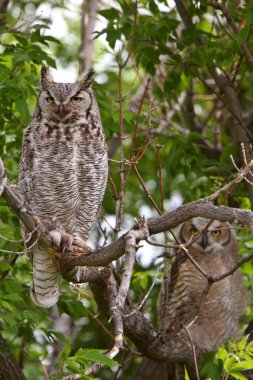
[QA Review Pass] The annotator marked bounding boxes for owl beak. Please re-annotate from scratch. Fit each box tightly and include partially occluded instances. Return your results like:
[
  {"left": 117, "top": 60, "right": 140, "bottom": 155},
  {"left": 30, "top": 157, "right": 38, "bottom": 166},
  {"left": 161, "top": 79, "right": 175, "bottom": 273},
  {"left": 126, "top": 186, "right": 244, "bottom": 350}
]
[
  {"left": 57, "top": 103, "right": 65, "bottom": 117},
  {"left": 199, "top": 231, "right": 208, "bottom": 249}
]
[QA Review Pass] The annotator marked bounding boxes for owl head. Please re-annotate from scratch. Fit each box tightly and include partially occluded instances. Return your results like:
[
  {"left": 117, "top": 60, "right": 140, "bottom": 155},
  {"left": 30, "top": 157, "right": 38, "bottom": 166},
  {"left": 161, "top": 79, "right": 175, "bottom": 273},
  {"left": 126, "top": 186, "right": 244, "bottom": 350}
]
[
  {"left": 179, "top": 217, "right": 235, "bottom": 255},
  {"left": 37, "top": 65, "right": 95, "bottom": 121}
]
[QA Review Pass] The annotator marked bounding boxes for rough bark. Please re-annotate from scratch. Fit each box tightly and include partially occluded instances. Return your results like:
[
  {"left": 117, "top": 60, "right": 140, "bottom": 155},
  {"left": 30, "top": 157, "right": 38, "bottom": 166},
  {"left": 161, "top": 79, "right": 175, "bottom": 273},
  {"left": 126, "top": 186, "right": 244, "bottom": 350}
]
[{"left": 0, "top": 335, "right": 26, "bottom": 380}]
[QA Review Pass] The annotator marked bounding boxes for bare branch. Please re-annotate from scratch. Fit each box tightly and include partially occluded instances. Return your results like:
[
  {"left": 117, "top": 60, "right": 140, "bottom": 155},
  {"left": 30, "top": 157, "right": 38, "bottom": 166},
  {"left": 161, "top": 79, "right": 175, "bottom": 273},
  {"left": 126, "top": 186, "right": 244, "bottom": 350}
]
[
  {"left": 181, "top": 325, "right": 200, "bottom": 380},
  {"left": 117, "top": 218, "right": 149, "bottom": 309},
  {"left": 124, "top": 265, "right": 161, "bottom": 318}
]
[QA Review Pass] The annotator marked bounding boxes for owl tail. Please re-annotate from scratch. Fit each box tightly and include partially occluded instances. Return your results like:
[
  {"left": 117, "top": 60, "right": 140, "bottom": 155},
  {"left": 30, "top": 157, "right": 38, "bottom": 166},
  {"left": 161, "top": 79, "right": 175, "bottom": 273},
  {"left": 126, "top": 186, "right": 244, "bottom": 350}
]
[{"left": 30, "top": 245, "right": 59, "bottom": 308}]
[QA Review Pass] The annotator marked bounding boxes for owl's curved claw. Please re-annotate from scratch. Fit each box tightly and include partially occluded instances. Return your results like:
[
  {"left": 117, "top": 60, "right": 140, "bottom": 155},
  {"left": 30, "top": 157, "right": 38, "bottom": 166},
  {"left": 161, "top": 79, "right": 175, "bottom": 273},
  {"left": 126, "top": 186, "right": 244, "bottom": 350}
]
[
  {"left": 72, "top": 235, "right": 92, "bottom": 254},
  {"left": 60, "top": 233, "right": 74, "bottom": 253},
  {"left": 49, "top": 230, "right": 74, "bottom": 253},
  {"left": 49, "top": 230, "right": 91, "bottom": 255}
]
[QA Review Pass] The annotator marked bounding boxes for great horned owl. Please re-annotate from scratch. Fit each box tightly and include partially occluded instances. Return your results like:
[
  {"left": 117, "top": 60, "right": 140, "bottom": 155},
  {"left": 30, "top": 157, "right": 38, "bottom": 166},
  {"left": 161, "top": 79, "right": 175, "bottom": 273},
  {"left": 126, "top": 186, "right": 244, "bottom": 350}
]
[
  {"left": 159, "top": 217, "right": 246, "bottom": 378},
  {"left": 19, "top": 66, "right": 108, "bottom": 307}
]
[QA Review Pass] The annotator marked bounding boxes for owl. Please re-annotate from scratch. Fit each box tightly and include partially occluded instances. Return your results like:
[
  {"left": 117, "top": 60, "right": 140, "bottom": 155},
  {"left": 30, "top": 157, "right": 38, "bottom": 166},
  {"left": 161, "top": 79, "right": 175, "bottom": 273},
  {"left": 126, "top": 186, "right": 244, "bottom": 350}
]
[
  {"left": 19, "top": 65, "right": 108, "bottom": 308},
  {"left": 159, "top": 217, "right": 246, "bottom": 377}
]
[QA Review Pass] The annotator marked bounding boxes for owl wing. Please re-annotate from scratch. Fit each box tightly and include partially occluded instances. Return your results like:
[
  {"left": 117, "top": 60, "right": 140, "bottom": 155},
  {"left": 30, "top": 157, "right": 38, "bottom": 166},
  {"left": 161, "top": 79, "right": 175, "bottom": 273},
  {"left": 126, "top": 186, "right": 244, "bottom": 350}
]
[
  {"left": 18, "top": 125, "right": 36, "bottom": 256},
  {"left": 19, "top": 124, "right": 59, "bottom": 308}
]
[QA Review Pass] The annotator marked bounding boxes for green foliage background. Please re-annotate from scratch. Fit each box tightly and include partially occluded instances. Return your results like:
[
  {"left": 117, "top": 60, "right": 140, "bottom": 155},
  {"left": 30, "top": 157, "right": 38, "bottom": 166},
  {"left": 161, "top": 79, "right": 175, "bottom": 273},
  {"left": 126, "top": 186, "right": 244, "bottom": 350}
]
[{"left": 0, "top": 0, "right": 253, "bottom": 379}]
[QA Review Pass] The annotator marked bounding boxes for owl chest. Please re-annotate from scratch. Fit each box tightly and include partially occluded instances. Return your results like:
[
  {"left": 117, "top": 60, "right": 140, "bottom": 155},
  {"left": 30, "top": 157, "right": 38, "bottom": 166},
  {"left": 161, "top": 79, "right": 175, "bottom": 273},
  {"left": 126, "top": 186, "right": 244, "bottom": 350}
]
[{"left": 30, "top": 129, "right": 107, "bottom": 230}]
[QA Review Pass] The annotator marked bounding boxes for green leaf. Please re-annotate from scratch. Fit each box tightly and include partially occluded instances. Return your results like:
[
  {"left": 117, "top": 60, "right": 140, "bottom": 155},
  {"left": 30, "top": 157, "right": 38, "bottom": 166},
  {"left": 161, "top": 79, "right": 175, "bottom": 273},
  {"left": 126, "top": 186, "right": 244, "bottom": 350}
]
[
  {"left": 238, "top": 336, "right": 248, "bottom": 351},
  {"left": 59, "top": 339, "right": 71, "bottom": 362},
  {"left": 184, "top": 366, "right": 190, "bottom": 380},
  {"left": 230, "top": 360, "right": 253, "bottom": 372},
  {"left": 18, "top": 326, "right": 34, "bottom": 342},
  {"left": 65, "top": 358, "right": 82, "bottom": 373},
  {"left": 200, "top": 351, "right": 222, "bottom": 380},
  {"left": 245, "top": 12, "right": 253, "bottom": 25},
  {"left": 98, "top": 8, "right": 121, "bottom": 21},
  {"left": 0, "top": 300, "right": 14, "bottom": 312},
  {"left": 149, "top": 0, "right": 159, "bottom": 15},
  {"left": 75, "top": 348, "right": 118, "bottom": 367},
  {"left": 230, "top": 373, "right": 249, "bottom": 380},
  {"left": 216, "top": 347, "right": 229, "bottom": 362},
  {"left": 224, "top": 355, "right": 235, "bottom": 371},
  {"left": 57, "top": 299, "right": 87, "bottom": 319},
  {"left": 0, "top": 262, "right": 11, "bottom": 272}
]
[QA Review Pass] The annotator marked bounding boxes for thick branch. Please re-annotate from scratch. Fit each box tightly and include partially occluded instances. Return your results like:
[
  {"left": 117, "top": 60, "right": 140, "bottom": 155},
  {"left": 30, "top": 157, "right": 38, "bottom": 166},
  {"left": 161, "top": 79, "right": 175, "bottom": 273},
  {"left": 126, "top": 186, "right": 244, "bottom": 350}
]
[{"left": 1, "top": 157, "right": 253, "bottom": 270}]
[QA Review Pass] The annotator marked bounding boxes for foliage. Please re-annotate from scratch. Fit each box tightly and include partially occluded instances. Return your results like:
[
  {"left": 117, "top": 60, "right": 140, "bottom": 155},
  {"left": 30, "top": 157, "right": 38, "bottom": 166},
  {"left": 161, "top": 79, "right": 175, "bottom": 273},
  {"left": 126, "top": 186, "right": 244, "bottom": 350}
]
[
  {"left": 0, "top": 0, "right": 253, "bottom": 379},
  {"left": 201, "top": 337, "right": 253, "bottom": 380}
]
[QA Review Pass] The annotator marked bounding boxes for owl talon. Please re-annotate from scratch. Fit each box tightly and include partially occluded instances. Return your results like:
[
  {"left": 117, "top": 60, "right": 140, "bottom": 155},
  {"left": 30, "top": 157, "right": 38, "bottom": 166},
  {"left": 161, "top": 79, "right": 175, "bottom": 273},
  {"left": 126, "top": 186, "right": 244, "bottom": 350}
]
[{"left": 73, "top": 235, "right": 92, "bottom": 254}]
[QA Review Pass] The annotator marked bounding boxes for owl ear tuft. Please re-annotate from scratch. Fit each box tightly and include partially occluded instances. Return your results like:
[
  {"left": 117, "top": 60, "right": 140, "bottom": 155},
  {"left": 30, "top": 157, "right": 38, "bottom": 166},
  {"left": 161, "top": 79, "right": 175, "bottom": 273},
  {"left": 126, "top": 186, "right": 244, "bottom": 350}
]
[
  {"left": 41, "top": 65, "right": 53, "bottom": 89},
  {"left": 78, "top": 69, "right": 95, "bottom": 90}
]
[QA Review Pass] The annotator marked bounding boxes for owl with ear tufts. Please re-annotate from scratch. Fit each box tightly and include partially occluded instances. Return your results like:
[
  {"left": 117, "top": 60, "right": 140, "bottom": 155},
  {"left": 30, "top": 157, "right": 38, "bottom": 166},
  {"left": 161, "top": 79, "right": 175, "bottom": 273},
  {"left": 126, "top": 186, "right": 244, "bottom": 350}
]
[
  {"left": 19, "top": 65, "right": 108, "bottom": 307},
  {"left": 159, "top": 217, "right": 246, "bottom": 379}
]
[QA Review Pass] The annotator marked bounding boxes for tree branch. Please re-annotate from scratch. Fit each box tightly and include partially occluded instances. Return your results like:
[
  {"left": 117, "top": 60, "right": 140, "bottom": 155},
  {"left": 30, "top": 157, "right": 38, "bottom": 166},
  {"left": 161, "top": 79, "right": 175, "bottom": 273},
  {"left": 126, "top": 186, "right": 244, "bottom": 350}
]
[{"left": 1, "top": 156, "right": 253, "bottom": 271}]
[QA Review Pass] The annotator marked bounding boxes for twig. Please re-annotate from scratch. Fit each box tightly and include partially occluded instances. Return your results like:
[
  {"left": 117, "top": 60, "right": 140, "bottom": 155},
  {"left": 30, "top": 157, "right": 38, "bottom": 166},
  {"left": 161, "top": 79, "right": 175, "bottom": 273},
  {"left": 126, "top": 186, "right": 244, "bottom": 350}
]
[
  {"left": 146, "top": 238, "right": 177, "bottom": 249},
  {"left": 182, "top": 325, "right": 200, "bottom": 380},
  {"left": 156, "top": 145, "right": 164, "bottom": 214},
  {"left": 0, "top": 248, "right": 25, "bottom": 255},
  {"left": 98, "top": 221, "right": 109, "bottom": 247},
  {"left": 133, "top": 163, "right": 161, "bottom": 215},
  {"left": 0, "top": 234, "right": 23, "bottom": 243},
  {"left": 211, "top": 252, "right": 253, "bottom": 283},
  {"left": 114, "top": 1, "right": 138, "bottom": 237},
  {"left": 108, "top": 174, "right": 119, "bottom": 201},
  {"left": 130, "top": 78, "right": 152, "bottom": 164},
  {"left": 135, "top": 97, "right": 155, "bottom": 161},
  {"left": 209, "top": 156, "right": 253, "bottom": 201},
  {"left": 87, "top": 309, "right": 114, "bottom": 340},
  {"left": 2, "top": 155, "right": 253, "bottom": 269},
  {"left": 0, "top": 254, "right": 19, "bottom": 281},
  {"left": 119, "top": 0, "right": 138, "bottom": 70},
  {"left": 0, "top": 234, "right": 39, "bottom": 255},
  {"left": 123, "top": 264, "right": 161, "bottom": 318},
  {"left": 115, "top": 65, "right": 125, "bottom": 237}
]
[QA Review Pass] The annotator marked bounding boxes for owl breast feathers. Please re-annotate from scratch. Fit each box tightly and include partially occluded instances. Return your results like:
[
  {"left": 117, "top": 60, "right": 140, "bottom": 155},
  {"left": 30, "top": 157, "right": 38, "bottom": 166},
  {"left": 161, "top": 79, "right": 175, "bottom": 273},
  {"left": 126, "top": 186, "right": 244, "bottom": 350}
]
[
  {"left": 159, "top": 217, "right": 246, "bottom": 375},
  {"left": 19, "top": 66, "right": 108, "bottom": 307}
]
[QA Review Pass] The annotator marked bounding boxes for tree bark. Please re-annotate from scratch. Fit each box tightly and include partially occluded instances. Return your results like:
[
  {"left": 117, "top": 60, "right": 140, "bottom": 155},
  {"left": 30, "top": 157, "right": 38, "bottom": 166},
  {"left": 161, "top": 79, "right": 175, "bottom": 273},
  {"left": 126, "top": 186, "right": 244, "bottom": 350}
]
[
  {"left": 0, "top": 0, "right": 9, "bottom": 25},
  {"left": 0, "top": 335, "right": 26, "bottom": 380},
  {"left": 80, "top": 0, "right": 98, "bottom": 74}
]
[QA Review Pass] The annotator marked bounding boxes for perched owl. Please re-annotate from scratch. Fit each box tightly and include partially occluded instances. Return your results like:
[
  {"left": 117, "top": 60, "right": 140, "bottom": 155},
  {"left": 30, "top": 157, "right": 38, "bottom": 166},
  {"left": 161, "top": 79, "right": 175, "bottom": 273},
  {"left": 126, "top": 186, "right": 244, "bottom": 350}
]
[
  {"left": 159, "top": 217, "right": 246, "bottom": 378},
  {"left": 19, "top": 66, "right": 108, "bottom": 307}
]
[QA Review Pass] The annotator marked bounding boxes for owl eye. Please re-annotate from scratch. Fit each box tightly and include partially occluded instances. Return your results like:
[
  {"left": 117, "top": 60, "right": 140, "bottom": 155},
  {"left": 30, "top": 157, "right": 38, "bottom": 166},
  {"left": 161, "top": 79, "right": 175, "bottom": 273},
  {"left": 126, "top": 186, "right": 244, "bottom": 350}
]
[
  {"left": 71, "top": 96, "right": 82, "bottom": 103},
  {"left": 190, "top": 227, "right": 199, "bottom": 236},
  {"left": 46, "top": 96, "right": 54, "bottom": 103},
  {"left": 211, "top": 230, "right": 221, "bottom": 237}
]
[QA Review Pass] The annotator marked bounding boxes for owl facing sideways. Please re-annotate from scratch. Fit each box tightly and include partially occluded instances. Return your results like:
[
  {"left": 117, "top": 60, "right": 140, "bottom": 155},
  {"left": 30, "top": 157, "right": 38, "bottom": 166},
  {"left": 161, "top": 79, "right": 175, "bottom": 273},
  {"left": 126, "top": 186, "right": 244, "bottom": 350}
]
[
  {"left": 19, "top": 66, "right": 108, "bottom": 307},
  {"left": 159, "top": 217, "right": 246, "bottom": 378}
]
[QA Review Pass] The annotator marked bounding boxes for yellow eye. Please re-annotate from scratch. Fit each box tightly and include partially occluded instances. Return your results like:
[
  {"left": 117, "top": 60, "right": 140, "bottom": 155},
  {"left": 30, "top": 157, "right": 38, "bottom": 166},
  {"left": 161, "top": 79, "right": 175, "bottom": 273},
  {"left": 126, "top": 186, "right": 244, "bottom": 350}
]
[
  {"left": 46, "top": 96, "right": 54, "bottom": 103},
  {"left": 211, "top": 230, "right": 221, "bottom": 237},
  {"left": 71, "top": 96, "right": 82, "bottom": 103},
  {"left": 190, "top": 227, "right": 199, "bottom": 236}
]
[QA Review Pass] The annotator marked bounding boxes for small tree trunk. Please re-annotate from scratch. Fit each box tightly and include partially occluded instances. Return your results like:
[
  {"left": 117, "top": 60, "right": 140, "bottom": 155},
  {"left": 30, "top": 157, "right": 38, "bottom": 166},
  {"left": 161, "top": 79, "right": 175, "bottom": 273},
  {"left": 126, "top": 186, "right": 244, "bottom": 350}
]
[
  {"left": 0, "top": 335, "right": 26, "bottom": 380},
  {"left": 80, "top": 0, "right": 99, "bottom": 74}
]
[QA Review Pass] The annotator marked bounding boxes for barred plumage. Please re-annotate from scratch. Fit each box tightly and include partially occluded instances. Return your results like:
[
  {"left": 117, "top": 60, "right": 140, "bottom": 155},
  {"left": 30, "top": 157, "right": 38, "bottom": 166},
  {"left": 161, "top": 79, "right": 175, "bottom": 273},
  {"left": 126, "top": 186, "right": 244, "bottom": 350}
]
[
  {"left": 19, "top": 66, "right": 108, "bottom": 307},
  {"left": 159, "top": 217, "right": 246, "bottom": 377}
]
